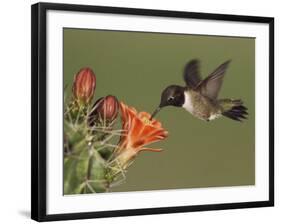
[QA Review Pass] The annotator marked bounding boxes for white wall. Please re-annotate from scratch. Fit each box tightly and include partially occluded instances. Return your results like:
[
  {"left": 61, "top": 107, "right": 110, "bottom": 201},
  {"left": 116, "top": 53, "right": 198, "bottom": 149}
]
[{"left": 0, "top": 0, "right": 279, "bottom": 223}]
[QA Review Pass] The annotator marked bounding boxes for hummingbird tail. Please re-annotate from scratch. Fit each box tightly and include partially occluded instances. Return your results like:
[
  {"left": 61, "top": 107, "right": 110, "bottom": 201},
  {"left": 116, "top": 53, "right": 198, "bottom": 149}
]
[{"left": 220, "top": 99, "right": 248, "bottom": 122}]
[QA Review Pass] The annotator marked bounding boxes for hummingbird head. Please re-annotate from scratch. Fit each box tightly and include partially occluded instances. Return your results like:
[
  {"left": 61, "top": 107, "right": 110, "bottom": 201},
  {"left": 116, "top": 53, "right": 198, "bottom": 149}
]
[{"left": 150, "top": 85, "right": 185, "bottom": 120}]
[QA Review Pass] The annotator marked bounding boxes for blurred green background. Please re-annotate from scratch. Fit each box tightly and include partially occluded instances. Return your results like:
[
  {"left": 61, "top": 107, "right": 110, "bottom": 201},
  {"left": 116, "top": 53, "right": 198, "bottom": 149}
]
[{"left": 63, "top": 28, "right": 255, "bottom": 192}]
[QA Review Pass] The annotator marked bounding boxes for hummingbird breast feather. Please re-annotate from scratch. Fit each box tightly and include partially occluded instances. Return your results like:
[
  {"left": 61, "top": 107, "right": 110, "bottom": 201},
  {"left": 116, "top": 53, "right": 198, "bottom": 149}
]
[
  {"left": 209, "top": 113, "right": 222, "bottom": 120},
  {"left": 182, "top": 92, "right": 194, "bottom": 113},
  {"left": 182, "top": 90, "right": 221, "bottom": 121}
]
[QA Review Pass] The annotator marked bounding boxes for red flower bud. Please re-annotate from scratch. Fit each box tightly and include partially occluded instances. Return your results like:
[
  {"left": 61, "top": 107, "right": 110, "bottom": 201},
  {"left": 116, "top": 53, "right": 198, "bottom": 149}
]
[
  {"left": 88, "top": 95, "right": 119, "bottom": 126},
  {"left": 72, "top": 67, "right": 96, "bottom": 104}
]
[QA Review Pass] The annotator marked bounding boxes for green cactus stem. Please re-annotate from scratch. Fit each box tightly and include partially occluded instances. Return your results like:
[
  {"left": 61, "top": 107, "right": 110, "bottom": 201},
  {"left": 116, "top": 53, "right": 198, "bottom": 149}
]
[{"left": 63, "top": 101, "right": 126, "bottom": 194}]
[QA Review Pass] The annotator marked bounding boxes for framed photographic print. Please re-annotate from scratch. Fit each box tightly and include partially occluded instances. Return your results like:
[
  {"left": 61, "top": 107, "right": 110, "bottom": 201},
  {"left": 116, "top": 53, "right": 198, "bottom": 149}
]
[{"left": 31, "top": 2, "right": 274, "bottom": 222}]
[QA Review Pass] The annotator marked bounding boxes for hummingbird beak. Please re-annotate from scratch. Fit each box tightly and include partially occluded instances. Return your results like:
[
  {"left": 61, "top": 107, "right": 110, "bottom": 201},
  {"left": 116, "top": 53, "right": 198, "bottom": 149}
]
[{"left": 150, "top": 107, "right": 161, "bottom": 120}]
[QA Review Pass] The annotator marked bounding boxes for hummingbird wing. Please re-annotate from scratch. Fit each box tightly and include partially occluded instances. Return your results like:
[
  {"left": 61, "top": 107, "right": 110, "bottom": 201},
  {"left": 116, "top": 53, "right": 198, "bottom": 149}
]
[
  {"left": 195, "top": 60, "right": 231, "bottom": 100},
  {"left": 183, "top": 59, "right": 202, "bottom": 89}
]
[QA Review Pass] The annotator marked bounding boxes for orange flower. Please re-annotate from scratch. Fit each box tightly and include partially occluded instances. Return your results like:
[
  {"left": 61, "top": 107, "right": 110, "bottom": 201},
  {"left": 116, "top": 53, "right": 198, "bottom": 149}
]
[{"left": 115, "top": 102, "right": 168, "bottom": 169}]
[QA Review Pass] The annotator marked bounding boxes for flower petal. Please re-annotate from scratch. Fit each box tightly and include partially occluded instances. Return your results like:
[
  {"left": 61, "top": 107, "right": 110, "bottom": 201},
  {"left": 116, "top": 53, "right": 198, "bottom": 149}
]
[
  {"left": 139, "top": 148, "right": 163, "bottom": 152},
  {"left": 116, "top": 102, "right": 168, "bottom": 168}
]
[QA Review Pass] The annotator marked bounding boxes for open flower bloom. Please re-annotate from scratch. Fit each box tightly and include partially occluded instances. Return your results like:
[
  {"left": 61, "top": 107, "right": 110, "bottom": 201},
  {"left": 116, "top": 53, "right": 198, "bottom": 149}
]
[{"left": 115, "top": 102, "right": 168, "bottom": 169}]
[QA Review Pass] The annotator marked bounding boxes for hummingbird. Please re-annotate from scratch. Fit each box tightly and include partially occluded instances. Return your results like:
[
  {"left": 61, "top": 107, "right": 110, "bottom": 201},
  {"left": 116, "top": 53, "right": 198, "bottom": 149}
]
[{"left": 150, "top": 59, "right": 248, "bottom": 122}]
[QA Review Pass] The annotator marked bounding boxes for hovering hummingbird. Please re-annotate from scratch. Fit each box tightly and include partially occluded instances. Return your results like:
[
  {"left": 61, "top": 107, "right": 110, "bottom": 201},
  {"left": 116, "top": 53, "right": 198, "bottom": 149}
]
[{"left": 151, "top": 59, "right": 248, "bottom": 122}]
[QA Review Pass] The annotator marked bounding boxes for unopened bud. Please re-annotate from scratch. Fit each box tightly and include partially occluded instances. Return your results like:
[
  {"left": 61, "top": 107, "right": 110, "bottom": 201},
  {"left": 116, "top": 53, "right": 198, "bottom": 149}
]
[
  {"left": 88, "top": 95, "right": 119, "bottom": 126},
  {"left": 72, "top": 67, "right": 96, "bottom": 104}
]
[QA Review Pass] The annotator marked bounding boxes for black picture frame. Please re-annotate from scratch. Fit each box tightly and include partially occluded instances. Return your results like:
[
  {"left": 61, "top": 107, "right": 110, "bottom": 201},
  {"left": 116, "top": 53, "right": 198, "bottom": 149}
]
[{"left": 31, "top": 2, "right": 274, "bottom": 222}]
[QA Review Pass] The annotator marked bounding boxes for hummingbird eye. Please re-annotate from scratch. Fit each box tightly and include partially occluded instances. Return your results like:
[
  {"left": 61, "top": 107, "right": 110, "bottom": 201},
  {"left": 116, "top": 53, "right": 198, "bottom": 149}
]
[{"left": 168, "top": 96, "right": 174, "bottom": 102}]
